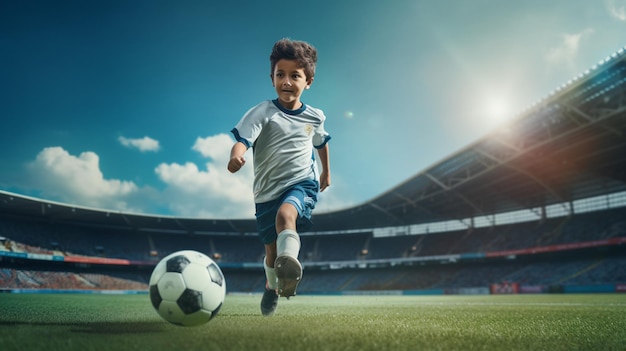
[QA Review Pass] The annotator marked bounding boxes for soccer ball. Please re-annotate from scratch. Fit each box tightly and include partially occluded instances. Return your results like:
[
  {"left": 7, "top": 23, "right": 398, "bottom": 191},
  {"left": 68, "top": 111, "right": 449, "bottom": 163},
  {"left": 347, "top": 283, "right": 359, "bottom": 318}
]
[{"left": 149, "top": 250, "right": 226, "bottom": 326}]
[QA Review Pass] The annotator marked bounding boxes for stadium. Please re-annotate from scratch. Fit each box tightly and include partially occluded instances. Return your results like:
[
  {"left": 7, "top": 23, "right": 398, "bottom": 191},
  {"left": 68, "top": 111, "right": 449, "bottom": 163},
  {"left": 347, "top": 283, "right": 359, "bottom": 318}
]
[{"left": 1, "top": 46, "right": 626, "bottom": 350}]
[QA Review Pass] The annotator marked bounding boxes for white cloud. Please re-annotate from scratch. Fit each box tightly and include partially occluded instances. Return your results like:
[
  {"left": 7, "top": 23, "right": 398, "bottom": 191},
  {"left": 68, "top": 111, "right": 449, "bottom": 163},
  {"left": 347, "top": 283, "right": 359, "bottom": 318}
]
[
  {"left": 23, "top": 135, "right": 349, "bottom": 219},
  {"left": 607, "top": 0, "right": 626, "bottom": 21},
  {"left": 118, "top": 136, "right": 160, "bottom": 152},
  {"left": 24, "top": 141, "right": 253, "bottom": 218},
  {"left": 154, "top": 133, "right": 256, "bottom": 218},
  {"left": 27, "top": 146, "right": 141, "bottom": 211},
  {"left": 192, "top": 134, "right": 234, "bottom": 160},
  {"left": 545, "top": 29, "right": 594, "bottom": 70}
]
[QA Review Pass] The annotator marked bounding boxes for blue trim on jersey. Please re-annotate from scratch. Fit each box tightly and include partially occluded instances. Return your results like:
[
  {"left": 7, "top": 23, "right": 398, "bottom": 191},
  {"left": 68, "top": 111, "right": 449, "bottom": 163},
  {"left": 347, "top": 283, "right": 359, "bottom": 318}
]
[
  {"left": 272, "top": 99, "right": 307, "bottom": 115},
  {"left": 314, "top": 135, "right": 332, "bottom": 149},
  {"left": 230, "top": 128, "right": 251, "bottom": 149}
]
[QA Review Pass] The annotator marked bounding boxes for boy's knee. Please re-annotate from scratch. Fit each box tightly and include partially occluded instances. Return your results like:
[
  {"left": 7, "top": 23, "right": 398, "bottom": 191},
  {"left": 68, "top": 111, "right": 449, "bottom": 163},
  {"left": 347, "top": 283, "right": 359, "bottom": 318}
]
[{"left": 276, "top": 203, "right": 298, "bottom": 226}]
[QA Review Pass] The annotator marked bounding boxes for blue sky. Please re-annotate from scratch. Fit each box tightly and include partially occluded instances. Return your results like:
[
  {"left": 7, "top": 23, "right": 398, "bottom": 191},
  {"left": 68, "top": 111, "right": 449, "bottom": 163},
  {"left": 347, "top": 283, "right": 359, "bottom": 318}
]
[{"left": 1, "top": 0, "right": 626, "bottom": 219}]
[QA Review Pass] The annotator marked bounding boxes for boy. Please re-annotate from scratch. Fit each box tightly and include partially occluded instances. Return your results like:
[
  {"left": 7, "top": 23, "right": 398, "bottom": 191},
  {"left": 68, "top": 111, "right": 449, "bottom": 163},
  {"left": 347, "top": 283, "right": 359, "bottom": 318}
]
[{"left": 227, "top": 38, "right": 331, "bottom": 316}]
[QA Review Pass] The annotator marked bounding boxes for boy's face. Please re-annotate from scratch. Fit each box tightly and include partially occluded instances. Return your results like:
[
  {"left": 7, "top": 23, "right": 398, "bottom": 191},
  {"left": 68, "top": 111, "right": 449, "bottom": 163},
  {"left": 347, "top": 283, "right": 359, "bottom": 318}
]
[{"left": 271, "top": 59, "right": 313, "bottom": 110}]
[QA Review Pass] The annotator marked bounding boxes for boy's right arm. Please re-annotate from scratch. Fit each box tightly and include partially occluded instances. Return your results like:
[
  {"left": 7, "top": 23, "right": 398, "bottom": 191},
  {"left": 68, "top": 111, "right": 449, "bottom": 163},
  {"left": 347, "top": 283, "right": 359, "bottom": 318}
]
[{"left": 227, "top": 142, "right": 247, "bottom": 173}]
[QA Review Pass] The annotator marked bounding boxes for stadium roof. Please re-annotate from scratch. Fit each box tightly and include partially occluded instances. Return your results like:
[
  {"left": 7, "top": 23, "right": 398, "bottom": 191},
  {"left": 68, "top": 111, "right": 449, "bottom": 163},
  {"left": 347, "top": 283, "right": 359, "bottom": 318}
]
[
  {"left": 2, "top": 47, "right": 626, "bottom": 234},
  {"left": 316, "top": 47, "right": 626, "bottom": 231}
]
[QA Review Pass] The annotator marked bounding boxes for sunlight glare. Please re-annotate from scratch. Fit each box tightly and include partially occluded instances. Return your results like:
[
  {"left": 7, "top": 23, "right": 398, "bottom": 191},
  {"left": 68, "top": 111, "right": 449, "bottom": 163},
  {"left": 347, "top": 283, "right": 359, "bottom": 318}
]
[{"left": 483, "top": 95, "right": 513, "bottom": 126}]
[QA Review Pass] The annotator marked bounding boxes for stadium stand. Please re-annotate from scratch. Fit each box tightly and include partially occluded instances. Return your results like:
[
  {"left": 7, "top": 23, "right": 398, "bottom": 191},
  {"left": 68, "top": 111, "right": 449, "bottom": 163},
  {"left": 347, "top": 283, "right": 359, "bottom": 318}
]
[
  {"left": 1, "top": 191, "right": 625, "bottom": 293},
  {"left": 1, "top": 206, "right": 624, "bottom": 293}
]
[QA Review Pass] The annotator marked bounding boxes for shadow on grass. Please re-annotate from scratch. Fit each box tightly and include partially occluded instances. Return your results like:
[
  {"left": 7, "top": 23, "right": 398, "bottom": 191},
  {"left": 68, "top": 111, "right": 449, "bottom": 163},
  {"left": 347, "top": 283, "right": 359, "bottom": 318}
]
[
  {"left": 0, "top": 321, "right": 166, "bottom": 334},
  {"left": 71, "top": 321, "right": 167, "bottom": 334}
]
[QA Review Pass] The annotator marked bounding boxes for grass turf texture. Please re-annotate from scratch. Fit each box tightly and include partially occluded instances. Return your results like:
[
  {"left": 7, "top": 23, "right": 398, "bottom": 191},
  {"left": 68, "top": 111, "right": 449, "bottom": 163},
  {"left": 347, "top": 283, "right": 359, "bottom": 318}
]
[{"left": 0, "top": 293, "right": 624, "bottom": 350}]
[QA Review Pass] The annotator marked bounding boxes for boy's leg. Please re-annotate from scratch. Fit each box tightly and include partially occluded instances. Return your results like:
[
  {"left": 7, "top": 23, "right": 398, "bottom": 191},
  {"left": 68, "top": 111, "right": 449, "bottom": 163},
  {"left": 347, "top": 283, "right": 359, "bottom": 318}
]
[
  {"left": 260, "top": 246, "right": 279, "bottom": 316},
  {"left": 274, "top": 203, "right": 303, "bottom": 298},
  {"left": 264, "top": 244, "right": 278, "bottom": 288},
  {"left": 256, "top": 199, "right": 284, "bottom": 315}
]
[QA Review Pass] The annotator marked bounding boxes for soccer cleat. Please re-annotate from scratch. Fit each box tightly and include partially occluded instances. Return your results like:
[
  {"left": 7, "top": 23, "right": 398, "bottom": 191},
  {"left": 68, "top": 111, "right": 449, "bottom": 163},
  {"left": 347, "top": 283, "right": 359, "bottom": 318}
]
[
  {"left": 274, "top": 255, "right": 302, "bottom": 298},
  {"left": 260, "top": 285, "right": 278, "bottom": 316}
]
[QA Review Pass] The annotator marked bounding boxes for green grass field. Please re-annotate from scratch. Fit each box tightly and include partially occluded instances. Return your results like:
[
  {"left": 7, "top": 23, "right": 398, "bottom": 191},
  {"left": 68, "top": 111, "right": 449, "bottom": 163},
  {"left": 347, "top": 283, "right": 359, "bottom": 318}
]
[{"left": 0, "top": 293, "right": 625, "bottom": 351}]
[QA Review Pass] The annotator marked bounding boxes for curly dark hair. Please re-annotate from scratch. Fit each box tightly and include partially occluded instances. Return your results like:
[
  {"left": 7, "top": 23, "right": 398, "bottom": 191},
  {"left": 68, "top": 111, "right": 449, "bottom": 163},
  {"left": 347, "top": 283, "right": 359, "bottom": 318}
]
[{"left": 270, "top": 38, "right": 317, "bottom": 80}]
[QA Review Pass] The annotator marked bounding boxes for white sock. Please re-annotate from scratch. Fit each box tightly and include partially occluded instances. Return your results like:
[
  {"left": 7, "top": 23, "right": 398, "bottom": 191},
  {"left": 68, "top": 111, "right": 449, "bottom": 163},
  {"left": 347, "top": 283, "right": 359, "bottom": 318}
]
[
  {"left": 264, "top": 256, "right": 278, "bottom": 289},
  {"left": 276, "top": 229, "right": 300, "bottom": 259}
]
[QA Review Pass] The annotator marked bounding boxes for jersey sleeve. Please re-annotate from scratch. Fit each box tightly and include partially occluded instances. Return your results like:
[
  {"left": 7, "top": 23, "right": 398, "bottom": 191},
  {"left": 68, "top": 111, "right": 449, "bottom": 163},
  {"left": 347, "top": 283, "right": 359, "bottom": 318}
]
[
  {"left": 312, "top": 111, "right": 331, "bottom": 149},
  {"left": 231, "top": 102, "right": 268, "bottom": 149}
]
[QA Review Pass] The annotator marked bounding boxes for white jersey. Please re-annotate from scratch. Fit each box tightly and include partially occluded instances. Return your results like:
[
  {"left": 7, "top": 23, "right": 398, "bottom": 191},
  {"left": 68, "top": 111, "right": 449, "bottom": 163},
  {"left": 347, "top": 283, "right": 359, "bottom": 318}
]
[{"left": 232, "top": 99, "right": 331, "bottom": 203}]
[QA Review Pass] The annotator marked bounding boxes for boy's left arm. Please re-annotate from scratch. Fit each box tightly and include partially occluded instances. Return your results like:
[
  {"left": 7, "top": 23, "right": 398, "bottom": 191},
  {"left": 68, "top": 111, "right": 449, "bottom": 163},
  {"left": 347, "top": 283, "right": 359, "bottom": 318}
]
[{"left": 317, "top": 144, "right": 331, "bottom": 192}]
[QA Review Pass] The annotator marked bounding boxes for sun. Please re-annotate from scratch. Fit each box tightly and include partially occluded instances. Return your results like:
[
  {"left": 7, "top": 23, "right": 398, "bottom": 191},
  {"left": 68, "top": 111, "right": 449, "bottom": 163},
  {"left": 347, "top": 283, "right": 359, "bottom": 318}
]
[{"left": 483, "top": 95, "right": 514, "bottom": 127}]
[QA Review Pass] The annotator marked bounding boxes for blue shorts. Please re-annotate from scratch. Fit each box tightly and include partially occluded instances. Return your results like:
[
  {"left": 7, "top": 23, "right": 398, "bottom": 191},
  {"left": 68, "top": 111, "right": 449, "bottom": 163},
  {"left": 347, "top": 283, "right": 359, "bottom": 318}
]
[{"left": 255, "top": 179, "right": 319, "bottom": 245}]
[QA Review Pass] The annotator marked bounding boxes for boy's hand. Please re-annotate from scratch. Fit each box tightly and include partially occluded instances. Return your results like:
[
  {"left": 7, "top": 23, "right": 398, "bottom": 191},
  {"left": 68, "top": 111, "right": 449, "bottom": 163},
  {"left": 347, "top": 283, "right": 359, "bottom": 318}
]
[
  {"left": 319, "top": 171, "right": 330, "bottom": 192},
  {"left": 228, "top": 156, "right": 246, "bottom": 173},
  {"left": 228, "top": 142, "right": 248, "bottom": 173}
]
